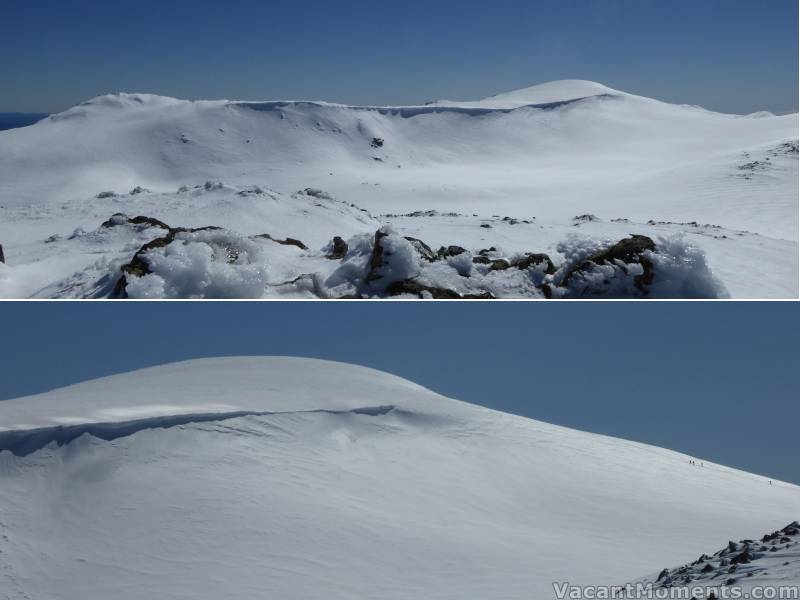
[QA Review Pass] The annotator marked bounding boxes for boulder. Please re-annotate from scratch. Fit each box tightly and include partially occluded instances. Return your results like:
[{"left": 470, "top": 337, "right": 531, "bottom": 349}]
[
  {"left": 437, "top": 245, "right": 466, "bottom": 259},
  {"left": 405, "top": 237, "right": 437, "bottom": 262},
  {"left": 489, "top": 259, "right": 511, "bottom": 271},
  {"left": 513, "top": 253, "right": 556, "bottom": 274},
  {"left": 326, "top": 236, "right": 348, "bottom": 260}
]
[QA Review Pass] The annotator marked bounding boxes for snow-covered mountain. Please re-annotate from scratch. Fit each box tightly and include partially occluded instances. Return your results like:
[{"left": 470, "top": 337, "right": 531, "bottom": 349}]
[
  {"left": 0, "top": 357, "right": 797, "bottom": 600},
  {"left": 0, "top": 80, "right": 796, "bottom": 298}
]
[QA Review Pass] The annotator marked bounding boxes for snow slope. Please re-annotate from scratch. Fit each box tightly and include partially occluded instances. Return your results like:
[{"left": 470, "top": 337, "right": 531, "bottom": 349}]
[
  {"left": 0, "top": 80, "right": 796, "bottom": 298},
  {"left": 0, "top": 357, "right": 797, "bottom": 600}
]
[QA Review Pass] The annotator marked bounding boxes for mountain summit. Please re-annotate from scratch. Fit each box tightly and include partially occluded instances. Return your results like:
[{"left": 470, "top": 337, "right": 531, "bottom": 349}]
[{"left": 0, "top": 357, "right": 797, "bottom": 599}]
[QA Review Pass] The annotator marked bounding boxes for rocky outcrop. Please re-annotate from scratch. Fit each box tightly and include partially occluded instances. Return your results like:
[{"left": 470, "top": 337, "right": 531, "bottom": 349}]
[
  {"left": 472, "top": 252, "right": 555, "bottom": 275},
  {"left": 561, "top": 235, "right": 656, "bottom": 293},
  {"left": 385, "top": 280, "right": 494, "bottom": 300},
  {"left": 638, "top": 522, "right": 799, "bottom": 591},
  {"left": 111, "top": 223, "right": 224, "bottom": 298}
]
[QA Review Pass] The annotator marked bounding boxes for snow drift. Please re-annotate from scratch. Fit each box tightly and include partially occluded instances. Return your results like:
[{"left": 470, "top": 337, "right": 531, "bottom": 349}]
[{"left": 0, "top": 357, "right": 797, "bottom": 600}]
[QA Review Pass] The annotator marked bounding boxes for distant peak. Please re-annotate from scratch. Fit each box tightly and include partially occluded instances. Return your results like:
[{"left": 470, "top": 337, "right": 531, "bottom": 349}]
[
  {"left": 78, "top": 92, "right": 184, "bottom": 109},
  {"left": 481, "top": 80, "right": 623, "bottom": 105},
  {"left": 48, "top": 93, "right": 186, "bottom": 121}
]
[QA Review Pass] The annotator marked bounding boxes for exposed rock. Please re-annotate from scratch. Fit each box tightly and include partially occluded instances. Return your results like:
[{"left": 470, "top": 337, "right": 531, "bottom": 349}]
[
  {"left": 101, "top": 213, "right": 171, "bottom": 231},
  {"left": 370, "top": 137, "right": 384, "bottom": 149},
  {"left": 366, "top": 229, "right": 389, "bottom": 282},
  {"left": 111, "top": 225, "right": 224, "bottom": 298},
  {"left": 472, "top": 255, "right": 491, "bottom": 265},
  {"left": 385, "top": 280, "right": 494, "bottom": 299},
  {"left": 657, "top": 569, "right": 670, "bottom": 581},
  {"left": 253, "top": 233, "right": 308, "bottom": 250},
  {"left": 480, "top": 223, "right": 492, "bottom": 228},
  {"left": 562, "top": 235, "right": 656, "bottom": 293},
  {"left": 301, "top": 188, "right": 333, "bottom": 201},
  {"left": 701, "top": 564, "right": 714, "bottom": 573},
  {"left": 405, "top": 237, "right": 437, "bottom": 262},
  {"left": 129, "top": 186, "right": 150, "bottom": 195},
  {"left": 96, "top": 191, "right": 118, "bottom": 199},
  {"left": 0, "top": 243, "right": 4, "bottom": 264},
  {"left": 513, "top": 253, "right": 556, "bottom": 274},
  {"left": 437, "top": 245, "right": 466, "bottom": 258},
  {"left": 489, "top": 259, "right": 511, "bottom": 271},
  {"left": 326, "top": 236, "right": 348, "bottom": 260}
]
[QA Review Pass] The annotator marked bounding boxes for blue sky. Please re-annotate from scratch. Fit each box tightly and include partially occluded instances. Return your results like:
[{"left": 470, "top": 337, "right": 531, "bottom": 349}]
[
  {"left": 1, "top": 0, "right": 797, "bottom": 114},
  {"left": 0, "top": 302, "right": 797, "bottom": 485}
]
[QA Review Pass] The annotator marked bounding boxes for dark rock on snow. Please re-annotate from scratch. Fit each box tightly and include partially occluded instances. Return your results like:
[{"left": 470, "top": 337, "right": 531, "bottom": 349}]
[
  {"left": 562, "top": 235, "right": 656, "bottom": 292},
  {"left": 326, "top": 236, "right": 349, "bottom": 260}
]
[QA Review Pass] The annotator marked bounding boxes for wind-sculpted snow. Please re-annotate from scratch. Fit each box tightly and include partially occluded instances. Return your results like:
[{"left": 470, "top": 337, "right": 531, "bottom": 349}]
[
  {"left": 0, "top": 405, "right": 399, "bottom": 457},
  {"left": 0, "top": 358, "right": 798, "bottom": 600}
]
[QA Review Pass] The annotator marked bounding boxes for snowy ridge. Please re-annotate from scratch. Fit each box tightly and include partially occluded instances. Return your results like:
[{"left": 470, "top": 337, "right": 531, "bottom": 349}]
[
  {"left": 0, "top": 357, "right": 450, "bottom": 432},
  {"left": 0, "top": 357, "right": 798, "bottom": 600}
]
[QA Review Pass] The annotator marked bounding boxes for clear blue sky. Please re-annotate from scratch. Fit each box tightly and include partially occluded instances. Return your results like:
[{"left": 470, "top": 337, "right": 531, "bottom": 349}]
[
  {"left": 2, "top": 0, "right": 797, "bottom": 114},
  {"left": 0, "top": 302, "right": 797, "bottom": 485}
]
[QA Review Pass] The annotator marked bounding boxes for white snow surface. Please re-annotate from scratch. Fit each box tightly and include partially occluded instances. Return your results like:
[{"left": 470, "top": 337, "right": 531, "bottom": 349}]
[
  {"left": 0, "top": 357, "right": 798, "bottom": 600},
  {"left": 0, "top": 80, "right": 796, "bottom": 298}
]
